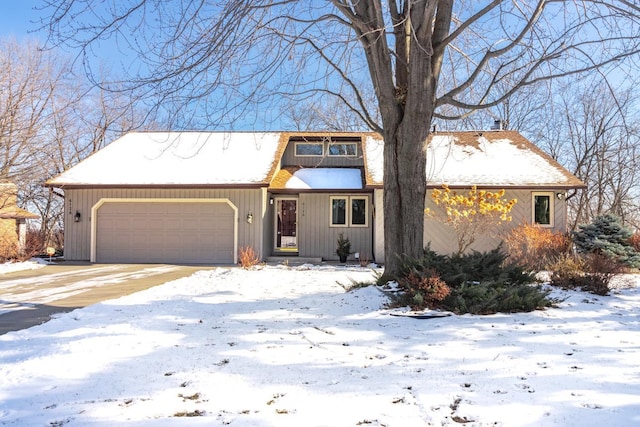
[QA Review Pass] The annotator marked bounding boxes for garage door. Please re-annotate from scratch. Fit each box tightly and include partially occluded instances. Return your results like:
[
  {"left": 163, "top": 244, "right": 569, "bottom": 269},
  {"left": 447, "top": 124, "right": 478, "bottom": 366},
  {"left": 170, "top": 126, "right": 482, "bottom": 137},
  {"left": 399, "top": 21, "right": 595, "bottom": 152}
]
[{"left": 95, "top": 201, "right": 235, "bottom": 263}]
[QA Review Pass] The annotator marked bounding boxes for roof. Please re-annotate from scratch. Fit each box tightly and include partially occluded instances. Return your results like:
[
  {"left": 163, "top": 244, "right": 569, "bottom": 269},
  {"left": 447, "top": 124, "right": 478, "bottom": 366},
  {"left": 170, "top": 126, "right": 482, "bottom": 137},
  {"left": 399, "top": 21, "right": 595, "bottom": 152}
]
[
  {"left": 46, "top": 132, "right": 287, "bottom": 187},
  {"left": 0, "top": 207, "right": 39, "bottom": 220},
  {"left": 0, "top": 183, "right": 39, "bottom": 219},
  {"left": 46, "top": 130, "right": 584, "bottom": 190},
  {"left": 364, "top": 130, "right": 585, "bottom": 189}
]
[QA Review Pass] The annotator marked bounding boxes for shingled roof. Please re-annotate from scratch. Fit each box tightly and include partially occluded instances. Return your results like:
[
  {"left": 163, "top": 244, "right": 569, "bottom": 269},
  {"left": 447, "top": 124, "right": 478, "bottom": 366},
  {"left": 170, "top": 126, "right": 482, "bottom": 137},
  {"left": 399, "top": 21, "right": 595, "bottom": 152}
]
[
  {"left": 46, "top": 130, "right": 584, "bottom": 190},
  {"left": 46, "top": 132, "right": 288, "bottom": 188},
  {"left": 364, "top": 130, "right": 585, "bottom": 189}
]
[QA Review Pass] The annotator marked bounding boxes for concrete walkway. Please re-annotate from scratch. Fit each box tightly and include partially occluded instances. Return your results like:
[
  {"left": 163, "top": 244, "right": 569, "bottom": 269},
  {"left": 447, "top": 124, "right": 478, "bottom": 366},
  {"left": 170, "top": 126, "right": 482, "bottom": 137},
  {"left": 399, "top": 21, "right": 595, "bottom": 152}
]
[{"left": 0, "top": 263, "right": 214, "bottom": 335}]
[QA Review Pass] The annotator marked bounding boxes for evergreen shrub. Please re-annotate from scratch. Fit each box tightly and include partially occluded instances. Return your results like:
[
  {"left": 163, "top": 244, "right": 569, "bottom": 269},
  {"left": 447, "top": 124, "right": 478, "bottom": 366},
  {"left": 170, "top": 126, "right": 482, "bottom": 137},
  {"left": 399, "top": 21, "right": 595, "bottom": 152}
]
[
  {"left": 572, "top": 214, "right": 640, "bottom": 269},
  {"left": 443, "top": 280, "right": 554, "bottom": 315},
  {"left": 390, "top": 247, "right": 551, "bottom": 314}
]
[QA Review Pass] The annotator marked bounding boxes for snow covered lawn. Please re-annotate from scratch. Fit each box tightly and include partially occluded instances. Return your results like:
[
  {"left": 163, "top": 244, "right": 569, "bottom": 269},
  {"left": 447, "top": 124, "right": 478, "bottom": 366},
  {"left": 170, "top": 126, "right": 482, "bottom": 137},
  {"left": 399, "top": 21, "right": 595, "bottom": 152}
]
[
  {"left": 0, "top": 259, "right": 46, "bottom": 275},
  {"left": 1, "top": 265, "right": 639, "bottom": 426}
]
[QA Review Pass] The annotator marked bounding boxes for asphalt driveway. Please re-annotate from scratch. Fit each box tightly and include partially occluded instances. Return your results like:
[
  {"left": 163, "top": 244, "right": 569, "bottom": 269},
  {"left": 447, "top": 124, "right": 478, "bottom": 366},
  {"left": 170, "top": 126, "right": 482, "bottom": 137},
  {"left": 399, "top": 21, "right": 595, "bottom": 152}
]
[{"left": 0, "top": 263, "right": 214, "bottom": 335}]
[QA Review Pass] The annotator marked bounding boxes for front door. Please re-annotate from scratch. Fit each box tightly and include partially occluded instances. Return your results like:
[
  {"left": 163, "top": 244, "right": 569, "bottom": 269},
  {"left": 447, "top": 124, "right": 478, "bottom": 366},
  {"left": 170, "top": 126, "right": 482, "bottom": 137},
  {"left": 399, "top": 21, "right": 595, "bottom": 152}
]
[{"left": 275, "top": 198, "right": 298, "bottom": 251}]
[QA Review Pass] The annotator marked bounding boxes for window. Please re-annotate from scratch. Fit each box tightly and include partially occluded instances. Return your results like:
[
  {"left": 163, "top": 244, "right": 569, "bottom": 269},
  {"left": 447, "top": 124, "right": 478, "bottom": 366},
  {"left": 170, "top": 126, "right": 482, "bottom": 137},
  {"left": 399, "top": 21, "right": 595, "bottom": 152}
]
[
  {"left": 532, "top": 192, "right": 554, "bottom": 227},
  {"left": 351, "top": 198, "right": 367, "bottom": 225},
  {"left": 330, "top": 196, "right": 368, "bottom": 227},
  {"left": 295, "top": 143, "right": 323, "bottom": 156},
  {"left": 328, "top": 143, "right": 357, "bottom": 156},
  {"left": 331, "top": 197, "right": 347, "bottom": 226}
]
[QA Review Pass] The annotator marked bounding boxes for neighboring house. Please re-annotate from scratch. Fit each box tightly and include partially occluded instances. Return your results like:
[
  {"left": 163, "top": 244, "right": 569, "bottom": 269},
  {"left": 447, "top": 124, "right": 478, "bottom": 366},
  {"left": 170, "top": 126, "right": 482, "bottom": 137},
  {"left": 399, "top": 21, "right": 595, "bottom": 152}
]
[
  {"left": 0, "top": 183, "right": 39, "bottom": 258},
  {"left": 45, "top": 130, "right": 585, "bottom": 264}
]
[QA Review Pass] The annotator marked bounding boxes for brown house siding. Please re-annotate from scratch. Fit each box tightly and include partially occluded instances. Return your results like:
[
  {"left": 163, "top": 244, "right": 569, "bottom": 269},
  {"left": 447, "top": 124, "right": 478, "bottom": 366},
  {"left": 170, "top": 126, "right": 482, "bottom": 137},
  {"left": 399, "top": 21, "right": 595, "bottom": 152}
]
[
  {"left": 296, "top": 193, "right": 373, "bottom": 261},
  {"left": 64, "top": 187, "right": 266, "bottom": 261},
  {"left": 425, "top": 188, "right": 568, "bottom": 254},
  {"left": 375, "top": 188, "right": 569, "bottom": 259}
]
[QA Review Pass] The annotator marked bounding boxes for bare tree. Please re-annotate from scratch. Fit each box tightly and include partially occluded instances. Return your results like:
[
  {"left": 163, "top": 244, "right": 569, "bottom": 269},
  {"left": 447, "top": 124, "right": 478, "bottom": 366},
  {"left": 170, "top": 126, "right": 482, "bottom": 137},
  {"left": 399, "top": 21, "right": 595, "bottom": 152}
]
[
  {"left": 0, "top": 38, "right": 64, "bottom": 184},
  {"left": 534, "top": 78, "right": 640, "bottom": 230},
  {"left": 0, "top": 37, "right": 143, "bottom": 251},
  {"left": 41, "top": 1, "right": 640, "bottom": 275}
]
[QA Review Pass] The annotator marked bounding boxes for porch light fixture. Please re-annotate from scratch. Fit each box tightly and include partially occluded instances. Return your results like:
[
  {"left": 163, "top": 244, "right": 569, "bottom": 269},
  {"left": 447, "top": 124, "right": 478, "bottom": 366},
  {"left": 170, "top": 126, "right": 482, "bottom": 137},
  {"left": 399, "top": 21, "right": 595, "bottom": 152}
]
[
  {"left": 556, "top": 192, "right": 565, "bottom": 200},
  {"left": 74, "top": 211, "right": 81, "bottom": 222},
  {"left": 247, "top": 212, "right": 253, "bottom": 224}
]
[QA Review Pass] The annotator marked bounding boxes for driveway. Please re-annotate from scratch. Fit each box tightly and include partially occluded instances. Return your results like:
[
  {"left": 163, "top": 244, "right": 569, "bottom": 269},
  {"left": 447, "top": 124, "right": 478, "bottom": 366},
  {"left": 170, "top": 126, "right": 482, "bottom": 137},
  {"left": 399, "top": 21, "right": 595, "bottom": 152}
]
[{"left": 0, "top": 263, "right": 213, "bottom": 335}]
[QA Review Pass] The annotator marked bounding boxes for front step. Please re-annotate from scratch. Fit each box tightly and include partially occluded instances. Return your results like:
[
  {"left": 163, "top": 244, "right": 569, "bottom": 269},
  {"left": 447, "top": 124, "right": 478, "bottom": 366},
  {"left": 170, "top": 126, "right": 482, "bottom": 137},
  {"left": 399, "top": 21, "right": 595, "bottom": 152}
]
[{"left": 266, "top": 256, "right": 323, "bottom": 264}]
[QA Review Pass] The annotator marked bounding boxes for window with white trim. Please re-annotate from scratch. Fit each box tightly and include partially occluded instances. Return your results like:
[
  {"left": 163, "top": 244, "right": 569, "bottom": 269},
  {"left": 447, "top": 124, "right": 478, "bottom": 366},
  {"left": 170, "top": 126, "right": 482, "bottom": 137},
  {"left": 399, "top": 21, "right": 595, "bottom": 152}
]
[
  {"left": 532, "top": 192, "right": 554, "bottom": 227},
  {"left": 295, "top": 142, "right": 323, "bottom": 156},
  {"left": 330, "top": 196, "right": 368, "bottom": 227}
]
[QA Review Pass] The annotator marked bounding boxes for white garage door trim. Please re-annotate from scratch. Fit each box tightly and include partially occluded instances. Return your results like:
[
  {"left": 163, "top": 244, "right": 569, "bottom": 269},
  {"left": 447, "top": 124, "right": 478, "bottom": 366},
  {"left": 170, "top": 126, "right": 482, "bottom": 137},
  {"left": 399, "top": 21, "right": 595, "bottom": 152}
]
[{"left": 90, "top": 198, "right": 238, "bottom": 263}]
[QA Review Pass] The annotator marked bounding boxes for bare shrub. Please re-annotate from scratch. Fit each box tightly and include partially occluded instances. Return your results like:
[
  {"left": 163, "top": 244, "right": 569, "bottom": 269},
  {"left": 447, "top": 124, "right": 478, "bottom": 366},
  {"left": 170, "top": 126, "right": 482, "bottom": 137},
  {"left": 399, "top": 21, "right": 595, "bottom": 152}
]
[
  {"left": 548, "top": 253, "right": 586, "bottom": 290},
  {"left": 20, "top": 230, "right": 48, "bottom": 261},
  {"left": 358, "top": 253, "right": 371, "bottom": 267},
  {"left": 582, "top": 253, "right": 624, "bottom": 295},
  {"left": 503, "top": 222, "right": 572, "bottom": 271},
  {"left": 548, "top": 252, "right": 622, "bottom": 296},
  {"left": 238, "top": 246, "right": 260, "bottom": 269}
]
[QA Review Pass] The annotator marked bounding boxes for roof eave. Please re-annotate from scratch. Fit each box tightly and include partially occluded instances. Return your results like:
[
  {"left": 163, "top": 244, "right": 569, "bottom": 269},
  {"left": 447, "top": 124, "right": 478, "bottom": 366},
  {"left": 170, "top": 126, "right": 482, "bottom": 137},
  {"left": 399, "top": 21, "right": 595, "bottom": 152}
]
[
  {"left": 366, "top": 183, "right": 586, "bottom": 190},
  {"left": 44, "top": 182, "right": 271, "bottom": 190}
]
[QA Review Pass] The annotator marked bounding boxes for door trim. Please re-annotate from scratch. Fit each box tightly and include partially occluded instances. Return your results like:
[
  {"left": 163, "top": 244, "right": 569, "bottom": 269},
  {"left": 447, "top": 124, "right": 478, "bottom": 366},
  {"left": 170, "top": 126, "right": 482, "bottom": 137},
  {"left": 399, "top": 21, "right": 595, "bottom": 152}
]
[{"left": 274, "top": 196, "right": 298, "bottom": 252}]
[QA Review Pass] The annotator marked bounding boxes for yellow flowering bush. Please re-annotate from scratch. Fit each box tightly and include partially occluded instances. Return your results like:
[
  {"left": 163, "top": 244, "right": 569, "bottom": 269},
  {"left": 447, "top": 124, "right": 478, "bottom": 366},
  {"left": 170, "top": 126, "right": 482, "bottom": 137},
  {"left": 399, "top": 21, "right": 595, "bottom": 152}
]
[{"left": 428, "top": 185, "right": 517, "bottom": 254}]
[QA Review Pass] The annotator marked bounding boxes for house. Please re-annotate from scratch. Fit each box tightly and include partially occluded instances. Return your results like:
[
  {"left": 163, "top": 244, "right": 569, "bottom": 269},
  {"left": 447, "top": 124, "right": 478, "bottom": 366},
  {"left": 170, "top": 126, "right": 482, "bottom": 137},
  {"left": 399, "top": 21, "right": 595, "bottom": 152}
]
[
  {"left": 0, "top": 183, "right": 39, "bottom": 258},
  {"left": 45, "top": 130, "right": 585, "bottom": 264}
]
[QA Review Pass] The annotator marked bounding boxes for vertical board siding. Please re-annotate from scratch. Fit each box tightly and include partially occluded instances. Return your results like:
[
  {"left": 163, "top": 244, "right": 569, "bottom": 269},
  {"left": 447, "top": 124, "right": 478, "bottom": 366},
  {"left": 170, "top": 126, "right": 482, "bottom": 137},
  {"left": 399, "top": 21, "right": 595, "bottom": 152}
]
[
  {"left": 375, "top": 188, "right": 569, "bottom": 260},
  {"left": 64, "top": 188, "right": 264, "bottom": 261},
  {"left": 554, "top": 197, "right": 566, "bottom": 230},
  {"left": 66, "top": 186, "right": 569, "bottom": 263},
  {"left": 373, "top": 189, "right": 384, "bottom": 263},
  {"left": 297, "top": 193, "right": 373, "bottom": 261},
  {"left": 263, "top": 191, "right": 275, "bottom": 257}
]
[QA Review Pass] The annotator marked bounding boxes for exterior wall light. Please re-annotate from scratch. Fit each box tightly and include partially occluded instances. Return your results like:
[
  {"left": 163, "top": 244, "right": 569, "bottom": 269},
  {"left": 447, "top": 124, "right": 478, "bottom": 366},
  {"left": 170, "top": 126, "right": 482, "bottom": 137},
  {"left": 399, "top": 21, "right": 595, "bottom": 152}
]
[
  {"left": 74, "top": 211, "right": 81, "bottom": 222},
  {"left": 247, "top": 212, "right": 253, "bottom": 224},
  {"left": 556, "top": 192, "right": 565, "bottom": 200}
]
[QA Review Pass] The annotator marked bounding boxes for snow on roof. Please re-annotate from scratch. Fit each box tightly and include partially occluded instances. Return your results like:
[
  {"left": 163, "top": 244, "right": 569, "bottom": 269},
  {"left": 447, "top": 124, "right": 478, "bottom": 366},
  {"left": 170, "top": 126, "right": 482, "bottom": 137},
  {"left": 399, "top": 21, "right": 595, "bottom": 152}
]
[
  {"left": 47, "top": 132, "right": 284, "bottom": 186},
  {"left": 48, "top": 130, "right": 583, "bottom": 189},
  {"left": 365, "top": 131, "right": 585, "bottom": 188},
  {"left": 284, "top": 168, "right": 363, "bottom": 190}
]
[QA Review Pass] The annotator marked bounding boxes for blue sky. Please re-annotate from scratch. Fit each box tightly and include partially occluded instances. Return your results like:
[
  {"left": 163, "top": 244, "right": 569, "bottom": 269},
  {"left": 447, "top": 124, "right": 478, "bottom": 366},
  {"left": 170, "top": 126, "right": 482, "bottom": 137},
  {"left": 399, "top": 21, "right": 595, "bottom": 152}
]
[{"left": 0, "top": 0, "right": 45, "bottom": 39}]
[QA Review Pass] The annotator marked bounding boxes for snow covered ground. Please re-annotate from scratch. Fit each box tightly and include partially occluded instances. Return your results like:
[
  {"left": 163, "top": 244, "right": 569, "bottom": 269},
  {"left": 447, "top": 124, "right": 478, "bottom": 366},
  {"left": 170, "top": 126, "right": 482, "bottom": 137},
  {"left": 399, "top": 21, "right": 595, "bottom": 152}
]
[
  {"left": 0, "top": 259, "right": 46, "bottom": 275},
  {"left": 0, "top": 264, "right": 639, "bottom": 426}
]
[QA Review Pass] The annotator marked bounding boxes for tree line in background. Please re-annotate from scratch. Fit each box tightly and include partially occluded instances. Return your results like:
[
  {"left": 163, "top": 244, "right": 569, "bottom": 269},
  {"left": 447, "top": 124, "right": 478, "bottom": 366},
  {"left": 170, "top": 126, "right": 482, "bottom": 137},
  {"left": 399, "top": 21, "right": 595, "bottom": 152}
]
[{"left": 0, "top": 37, "right": 145, "bottom": 256}]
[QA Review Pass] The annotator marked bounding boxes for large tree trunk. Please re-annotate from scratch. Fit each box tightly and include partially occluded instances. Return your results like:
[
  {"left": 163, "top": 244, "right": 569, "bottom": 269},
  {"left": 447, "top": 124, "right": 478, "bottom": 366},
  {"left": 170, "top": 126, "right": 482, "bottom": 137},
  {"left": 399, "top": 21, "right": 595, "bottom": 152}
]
[
  {"left": 382, "top": 122, "right": 430, "bottom": 276},
  {"left": 378, "top": 1, "right": 445, "bottom": 277}
]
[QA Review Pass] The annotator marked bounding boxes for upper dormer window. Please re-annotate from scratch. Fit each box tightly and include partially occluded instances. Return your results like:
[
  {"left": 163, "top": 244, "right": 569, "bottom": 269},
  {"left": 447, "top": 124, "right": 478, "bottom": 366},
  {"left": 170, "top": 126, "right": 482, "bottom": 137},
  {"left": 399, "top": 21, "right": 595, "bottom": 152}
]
[
  {"left": 295, "top": 142, "right": 324, "bottom": 156},
  {"left": 292, "top": 136, "right": 360, "bottom": 158},
  {"left": 328, "top": 143, "right": 357, "bottom": 157}
]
